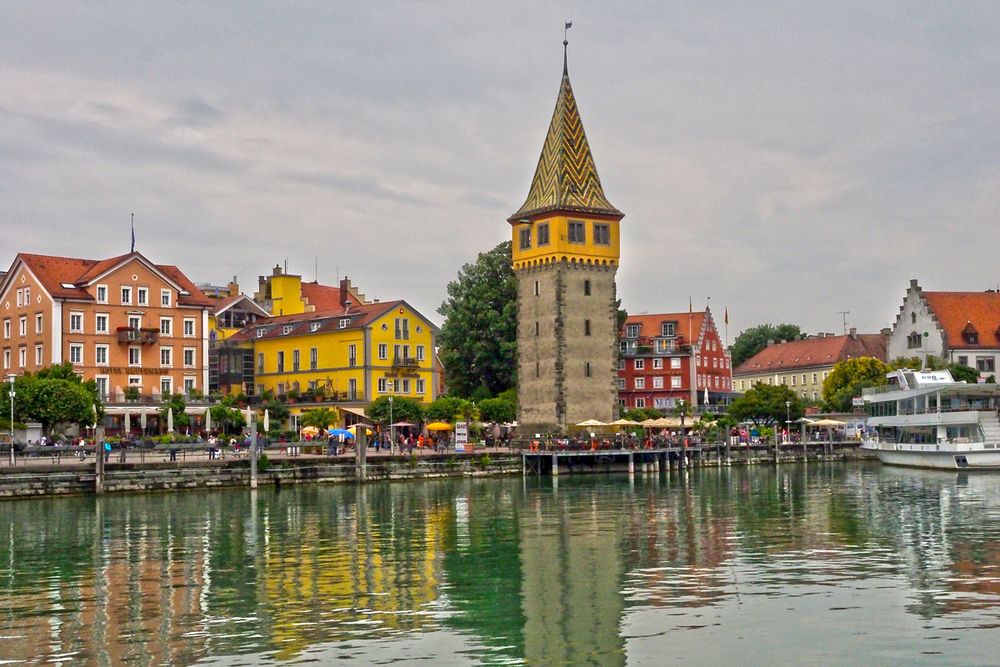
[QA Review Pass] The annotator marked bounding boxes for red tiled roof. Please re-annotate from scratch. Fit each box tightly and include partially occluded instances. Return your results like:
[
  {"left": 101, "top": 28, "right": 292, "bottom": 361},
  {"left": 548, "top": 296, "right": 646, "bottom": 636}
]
[
  {"left": 734, "top": 333, "right": 888, "bottom": 375},
  {"left": 622, "top": 311, "right": 707, "bottom": 346},
  {"left": 227, "top": 300, "right": 403, "bottom": 342},
  {"left": 10, "top": 252, "right": 212, "bottom": 308},
  {"left": 923, "top": 291, "right": 1000, "bottom": 350},
  {"left": 300, "top": 282, "right": 364, "bottom": 311}
]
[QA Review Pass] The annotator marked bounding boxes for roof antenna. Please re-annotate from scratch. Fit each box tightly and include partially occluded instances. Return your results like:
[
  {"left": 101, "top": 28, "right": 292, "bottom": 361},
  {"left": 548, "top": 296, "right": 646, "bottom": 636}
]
[
  {"left": 563, "top": 21, "right": 572, "bottom": 74},
  {"left": 314, "top": 254, "right": 318, "bottom": 283},
  {"left": 838, "top": 310, "right": 850, "bottom": 335}
]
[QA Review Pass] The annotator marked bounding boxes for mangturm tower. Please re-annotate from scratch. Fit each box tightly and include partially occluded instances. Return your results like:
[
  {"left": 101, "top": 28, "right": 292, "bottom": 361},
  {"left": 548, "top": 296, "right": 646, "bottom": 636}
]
[{"left": 509, "top": 40, "right": 623, "bottom": 434}]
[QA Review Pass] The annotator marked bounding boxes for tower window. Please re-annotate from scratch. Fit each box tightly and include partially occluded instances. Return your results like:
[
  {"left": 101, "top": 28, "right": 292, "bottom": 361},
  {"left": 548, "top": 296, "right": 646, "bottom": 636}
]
[
  {"left": 519, "top": 227, "right": 531, "bottom": 250},
  {"left": 584, "top": 319, "right": 591, "bottom": 336},
  {"left": 568, "top": 221, "right": 585, "bottom": 244},
  {"left": 535, "top": 321, "right": 539, "bottom": 336},
  {"left": 585, "top": 362, "right": 592, "bottom": 377},
  {"left": 536, "top": 361, "right": 540, "bottom": 378},
  {"left": 537, "top": 223, "right": 550, "bottom": 246},
  {"left": 584, "top": 279, "right": 591, "bottom": 296},
  {"left": 534, "top": 280, "right": 539, "bottom": 296},
  {"left": 594, "top": 223, "right": 610, "bottom": 245},
  {"left": 911, "top": 312, "right": 917, "bottom": 324}
]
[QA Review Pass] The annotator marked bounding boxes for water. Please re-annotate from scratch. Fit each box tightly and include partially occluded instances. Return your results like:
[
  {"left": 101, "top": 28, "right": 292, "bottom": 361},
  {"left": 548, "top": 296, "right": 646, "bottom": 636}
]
[{"left": 1, "top": 462, "right": 999, "bottom": 665}]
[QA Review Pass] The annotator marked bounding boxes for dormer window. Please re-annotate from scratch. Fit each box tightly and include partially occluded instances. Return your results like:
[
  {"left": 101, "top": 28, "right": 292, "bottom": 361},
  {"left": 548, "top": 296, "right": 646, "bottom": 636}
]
[
  {"left": 625, "top": 323, "right": 640, "bottom": 339},
  {"left": 660, "top": 321, "right": 676, "bottom": 337},
  {"left": 256, "top": 328, "right": 266, "bottom": 338},
  {"left": 340, "top": 318, "right": 351, "bottom": 329},
  {"left": 310, "top": 322, "right": 321, "bottom": 332},
  {"left": 282, "top": 325, "right": 293, "bottom": 335},
  {"left": 962, "top": 321, "right": 979, "bottom": 345}
]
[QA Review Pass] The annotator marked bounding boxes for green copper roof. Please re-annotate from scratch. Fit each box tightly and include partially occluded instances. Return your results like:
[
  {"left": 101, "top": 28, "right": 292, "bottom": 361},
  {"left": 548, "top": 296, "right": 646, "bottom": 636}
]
[{"left": 509, "top": 60, "right": 621, "bottom": 221}]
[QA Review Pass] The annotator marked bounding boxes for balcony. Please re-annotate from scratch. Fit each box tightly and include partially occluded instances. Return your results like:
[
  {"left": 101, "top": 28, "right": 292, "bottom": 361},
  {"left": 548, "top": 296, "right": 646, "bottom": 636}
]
[
  {"left": 117, "top": 327, "right": 159, "bottom": 345},
  {"left": 392, "top": 356, "right": 419, "bottom": 369}
]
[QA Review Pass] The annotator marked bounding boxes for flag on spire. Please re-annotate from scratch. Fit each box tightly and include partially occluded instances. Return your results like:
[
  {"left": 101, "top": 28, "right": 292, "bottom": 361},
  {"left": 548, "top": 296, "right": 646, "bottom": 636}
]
[
  {"left": 130, "top": 212, "right": 135, "bottom": 253},
  {"left": 724, "top": 307, "right": 729, "bottom": 325}
]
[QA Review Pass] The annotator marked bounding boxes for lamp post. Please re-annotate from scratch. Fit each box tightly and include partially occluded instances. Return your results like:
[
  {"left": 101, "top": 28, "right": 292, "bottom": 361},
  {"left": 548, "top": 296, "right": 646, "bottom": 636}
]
[
  {"left": 785, "top": 400, "right": 791, "bottom": 445},
  {"left": 7, "top": 374, "right": 15, "bottom": 467},
  {"left": 388, "top": 394, "right": 394, "bottom": 456}
]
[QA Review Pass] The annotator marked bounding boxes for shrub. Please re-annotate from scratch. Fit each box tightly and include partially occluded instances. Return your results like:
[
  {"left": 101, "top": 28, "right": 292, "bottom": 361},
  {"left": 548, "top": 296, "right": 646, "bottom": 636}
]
[
  {"left": 478, "top": 454, "right": 492, "bottom": 468},
  {"left": 257, "top": 452, "right": 270, "bottom": 472}
]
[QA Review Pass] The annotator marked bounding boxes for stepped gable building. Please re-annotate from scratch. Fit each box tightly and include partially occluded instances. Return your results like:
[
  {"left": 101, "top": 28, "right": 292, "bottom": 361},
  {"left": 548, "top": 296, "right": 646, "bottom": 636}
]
[
  {"left": 509, "top": 42, "right": 623, "bottom": 432},
  {"left": 733, "top": 329, "right": 889, "bottom": 402},
  {"left": 0, "top": 251, "right": 213, "bottom": 400},
  {"left": 887, "top": 279, "right": 1000, "bottom": 378},
  {"left": 617, "top": 308, "right": 733, "bottom": 412}
]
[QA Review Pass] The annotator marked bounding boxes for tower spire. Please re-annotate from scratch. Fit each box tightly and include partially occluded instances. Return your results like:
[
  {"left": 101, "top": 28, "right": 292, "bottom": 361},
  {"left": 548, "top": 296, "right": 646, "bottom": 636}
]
[{"left": 563, "top": 21, "right": 571, "bottom": 75}]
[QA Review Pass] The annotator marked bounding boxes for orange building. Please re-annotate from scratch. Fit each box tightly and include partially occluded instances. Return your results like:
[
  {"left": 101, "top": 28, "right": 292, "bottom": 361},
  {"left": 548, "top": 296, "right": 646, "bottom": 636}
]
[{"left": 0, "top": 251, "right": 213, "bottom": 401}]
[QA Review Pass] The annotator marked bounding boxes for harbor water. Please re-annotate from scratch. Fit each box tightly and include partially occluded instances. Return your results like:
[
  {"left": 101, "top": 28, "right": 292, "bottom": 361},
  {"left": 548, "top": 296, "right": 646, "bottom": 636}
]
[{"left": 1, "top": 462, "right": 998, "bottom": 665}]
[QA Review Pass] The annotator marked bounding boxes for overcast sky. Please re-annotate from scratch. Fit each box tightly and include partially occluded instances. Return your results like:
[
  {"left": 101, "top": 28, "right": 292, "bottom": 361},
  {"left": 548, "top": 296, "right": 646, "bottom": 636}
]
[{"left": 2, "top": 2, "right": 998, "bottom": 338}]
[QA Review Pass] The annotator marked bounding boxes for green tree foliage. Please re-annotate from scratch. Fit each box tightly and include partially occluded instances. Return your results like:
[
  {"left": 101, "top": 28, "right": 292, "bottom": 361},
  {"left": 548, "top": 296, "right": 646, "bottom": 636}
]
[
  {"left": 478, "top": 397, "right": 516, "bottom": 424},
  {"left": 889, "top": 355, "right": 946, "bottom": 370},
  {"left": 262, "top": 400, "right": 290, "bottom": 428},
  {"left": 3, "top": 363, "right": 103, "bottom": 434},
  {"left": 425, "top": 396, "right": 464, "bottom": 422},
  {"left": 727, "top": 383, "right": 805, "bottom": 425},
  {"left": 986, "top": 375, "right": 997, "bottom": 384},
  {"left": 949, "top": 364, "right": 980, "bottom": 383},
  {"left": 366, "top": 396, "right": 424, "bottom": 425},
  {"left": 209, "top": 395, "right": 245, "bottom": 435},
  {"left": 437, "top": 241, "right": 517, "bottom": 397},
  {"left": 300, "top": 407, "right": 338, "bottom": 429},
  {"left": 822, "top": 357, "right": 889, "bottom": 411},
  {"left": 622, "top": 407, "right": 662, "bottom": 422},
  {"left": 730, "top": 324, "right": 803, "bottom": 368},
  {"left": 159, "top": 393, "right": 192, "bottom": 431}
]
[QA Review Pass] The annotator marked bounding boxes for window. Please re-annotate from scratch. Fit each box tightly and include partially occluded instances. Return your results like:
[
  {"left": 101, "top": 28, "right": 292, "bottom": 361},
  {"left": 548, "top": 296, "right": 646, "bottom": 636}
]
[
  {"left": 310, "top": 347, "right": 318, "bottom": 370},
  {"left": 802, "top": 374, "right": 807, "bottom": 384},
  {"left": 137, "top": 287, "right": 148, "bottom": 306},
  {"left": 95, "top": 345, "right": 108, "bottom": 365},
  {"left": 160, "top": 317, "right": 172, "bottom": 336},
  {"left": 696, "top": 355, "right": 701, "bottom": 367},
  {"left": 537, "top": 223, "right": 550, "bottom": 246},
  {"left": 34, "top": 344, "right": 43, "bottom": 365},
  {"left": 568, "top": 220, "right": 585, "bottom": 243},
  {"left": 536, "top": 361, "right": 540, "bottom": 377},
  {"left": 634, "top": 377, "right": 645, "bottom": 389},
  {"left": 416, "top": 378, "right": 425, "bottom": 394},
  {"left": 402, "top": 379, "right": 410, "bottom": 394},
  {"left": 593, "top": 223, "right": 610, "bottom": 245},
  {"left": 348, "top": 344, "right": 357, "bottom": 367},
  {"left": 791, "top": 375, "right": 796, "bottom": 386},
  {"left": 584, "top": 319, "right": 591, "bottom": 336},
  {"left": 69, "top": 343, "right": 83, "bottom": 365},
  {"left": 96, "top": 285, "right": 107, "bottom": 303},
  {"left": 661, "top": 322, "right": 675, "bottom": 337},
  {"left": 977, "top": 356, "right": 996, "bottom": 372},
  {"left": 161, "top": 289, "right": 172, "bottom": 307},
  {"left": 635, "top": 398, "right": 646, "bottom": 408},
  {"left": 18, "top": 316, "right": 26, "bottom": 336},
  {"left": 670, "top": 357, "right": 681, "bottom": 369},
  {"left": 282, "top": 325, "right": 293, "bottom": 335},
  {"left": 184, "top": 348, "right": 195, "bottom": 367},
  {"left": 293, "top": 349, "right": 300, "bottom": 371},
  {"left": 340, "top": 318, "right": 350, "bottom": 329},
  {"left": 585, "top": 362, "right": 592, "bottom": 377},
  {"left": 128, "top": 315, "right": 141, "bottom": 330},
  {"left": 128, "top": 375, "right": 142, "bottom": 387},
  {"left": 626, "top": 324, "right": 640, "bottom": 338},
  {"left": 713, "top": 358, "right": 718, "bottom": 368},
  {"left": 348, "top": 379, "right": 357, "bottom": 399},
  {"left": 535, "top": 322, "right": 539, "bottom": 336},
  {"left": 15, "top": 289, "right": 21, "bottom": 308},
  {"left": 183, "top": 319, "right": 195, "bottom": 337},
  {"left": 957, "top": 355, "right": 968, "bottom": 366},
  {"left": 184, "top": 377, "right": 196, "bottom": 394},
  {"left": 812, "top": 373, "right": 818, "bottom": 384},
  {"left": 310, "top": 322, "right": 321, "bottom": 332},
  {"left": 966, "top": 332, "right": 979, "bottom": 345},
  {"left": 256, "top": 328, "right": 266, "bottom": 338},
  {"left": 95, "top": 314, "right": 108, "bottom": 334},
  {"left": 416, "top": 345, "right": 425, "bottom": 361},
  {"left": 276, "top": 351, "right": 284, "bottom": 373},
  {"left": 617, "top": 358, "right": 625, "bottom": 370},
  {"left": 95, "top": 376, "right": 108, "bottom": 399},
  {"left": 907, "top": 332, "right": 921, "bottom": 349},
  {"left": 395, "top": 317, "right": 409, "bottom": 339},
  {"left": 160, "top": 347, "right": 172, "bottom": 367},
  {"left": 378, "top": 343, "right": 388, "bottom": 360},
  {"left": 2, "top": 319, "right": 8, "bottom": 338},
  {"left": 584, "top": 279, "right": 591, "bottom": 296},
  {"left": 160, "top": 377, "right": 172, "bottom": 396},
  {"left": 534, "top": 280, "right": 539, "bottom": 296},
  {"left": 653, "top": 376, "right": 664, "bottom": 389},
  {"left": 2, "top": 349, "right": 8, "bottom": 369},
  {"left": 634, "top": 359, "right": 645, "bottom": 370},
  {"left": 911, "top": 312, "right": 917, "bottom": 324},
  {"left": 35, "top": 313, "right": 42, "bottom": 334},
  {"left": 18, "top": 347, "right": 26, "bottom": 368},
  {"left": 377, "top": 377, "right": 387, "bottom": 393},
  {"left": 519, "top": 227, "right": 531, "bottom": 250},
  {"left": 257, "top": 352, "right": 264, "bottom": 373},
  {"left": 653, "top": 358, "right": 663, "bottom": 369},
  {"left": 121, "top": 286, "right": 132, "bottom": 305},
  {"left": 67, "top": 312, "right": 82, "bottom": 333},
  {"left": 671, "top": 376, "right": 682, "bottom": 389},
  {"left": 617, "top": 378, "right": 626, "bottom": 390}
]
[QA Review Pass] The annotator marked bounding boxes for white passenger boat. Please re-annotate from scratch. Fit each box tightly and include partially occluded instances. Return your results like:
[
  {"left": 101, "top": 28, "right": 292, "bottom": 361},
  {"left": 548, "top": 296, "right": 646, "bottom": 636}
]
[{"left": 861, "top": 369, "right": 1000, "bottom": 470}]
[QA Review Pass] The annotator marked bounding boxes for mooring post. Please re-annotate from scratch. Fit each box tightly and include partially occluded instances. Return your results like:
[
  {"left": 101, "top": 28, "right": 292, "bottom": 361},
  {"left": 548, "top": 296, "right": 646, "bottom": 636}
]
[
  {"left": 250, "top": 415, "right": 258, "bottom": 490},
  {"left": 355, "top": 428, "right": 367, "bottom": 482},
  {"left": 628, "top": 453, "right": 634, "bottom": 475},
  {"left": 551, "top": 453, "right": 558, "bottom": 476},
  {"left": 94, "top": 427, "right": 105, "bottom": 495}
]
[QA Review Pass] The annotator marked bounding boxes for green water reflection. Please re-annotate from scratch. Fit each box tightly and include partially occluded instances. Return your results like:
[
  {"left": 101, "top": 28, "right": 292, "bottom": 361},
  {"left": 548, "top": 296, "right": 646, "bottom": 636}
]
[{"left": 1, "top": 462, "right": 999, "bottom": 665}]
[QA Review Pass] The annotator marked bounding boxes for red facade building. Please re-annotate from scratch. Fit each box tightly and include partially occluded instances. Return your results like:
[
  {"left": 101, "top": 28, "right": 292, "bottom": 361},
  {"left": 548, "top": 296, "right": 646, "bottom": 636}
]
[{"left": 617, "top": 307, "right": 733, "bottom": 412}]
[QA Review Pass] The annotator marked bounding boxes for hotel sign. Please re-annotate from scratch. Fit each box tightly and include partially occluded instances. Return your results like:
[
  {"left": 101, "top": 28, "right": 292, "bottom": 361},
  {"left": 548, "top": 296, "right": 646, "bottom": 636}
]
[{"left": 97, "top": 366, "right": 178, "bottom": 376}]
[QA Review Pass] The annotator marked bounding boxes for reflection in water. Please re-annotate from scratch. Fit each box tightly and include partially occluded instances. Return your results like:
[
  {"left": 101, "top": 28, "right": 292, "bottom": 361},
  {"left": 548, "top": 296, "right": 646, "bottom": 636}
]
[{"left": 0, "top": 463, "right": 999, "bottom": 665}]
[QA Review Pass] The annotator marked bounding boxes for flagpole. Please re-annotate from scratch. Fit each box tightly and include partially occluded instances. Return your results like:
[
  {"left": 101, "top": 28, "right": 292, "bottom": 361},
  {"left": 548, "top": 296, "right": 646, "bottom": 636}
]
[{"left": 130, "top": 212, "right": 135, "bottom": 253}]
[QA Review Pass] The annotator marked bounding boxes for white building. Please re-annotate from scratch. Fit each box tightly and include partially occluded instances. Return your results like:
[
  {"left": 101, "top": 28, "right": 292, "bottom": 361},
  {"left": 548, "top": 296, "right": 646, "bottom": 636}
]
[{"left": 888, "top": 279, "right": 1000, "bottom": 378}]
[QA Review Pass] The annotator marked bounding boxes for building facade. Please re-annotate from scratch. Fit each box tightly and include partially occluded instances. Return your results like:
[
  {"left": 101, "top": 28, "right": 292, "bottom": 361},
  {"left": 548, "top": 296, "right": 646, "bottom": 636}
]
[
  {"left": 510, "top": 45, "right": 623, "bottom": 432},
  {"left": 0, "top": 251, "right": 212, "bottom": 400},
  {"left": 617, "top": 308, "right": 733, "bottom": 412},
  {"left": 733, "top": 330, "right": 889, "bottom": 402},
  {"left": 887, "top": 279, "right": 1000, "bottom": 378}
]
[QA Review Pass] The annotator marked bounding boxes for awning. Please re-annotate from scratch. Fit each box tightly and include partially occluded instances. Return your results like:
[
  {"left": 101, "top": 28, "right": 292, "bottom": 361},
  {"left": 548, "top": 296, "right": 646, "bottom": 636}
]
[{"left": 340, "top": 406, "right": 368, "bottom": 418}]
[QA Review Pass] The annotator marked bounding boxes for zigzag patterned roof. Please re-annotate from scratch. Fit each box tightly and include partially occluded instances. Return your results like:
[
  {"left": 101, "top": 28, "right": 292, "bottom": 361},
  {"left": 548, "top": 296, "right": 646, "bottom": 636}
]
[{"left": 509, "top": 59, "right": 622, "bottom": 221}]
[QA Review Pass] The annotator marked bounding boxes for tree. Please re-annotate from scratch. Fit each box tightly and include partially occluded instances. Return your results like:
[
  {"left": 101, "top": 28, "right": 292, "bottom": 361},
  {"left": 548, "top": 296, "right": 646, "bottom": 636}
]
[
  {"left": 262, "top": 399, "right": 290, "bottom": 430},
  {"left": 425, "top": 396, "right": 464, "bottom": 422},
  {"left": 5, "top": 363, "right": 103, "bottom": 434},
  {"left": 730, "top": 324, "right": 803, "bottom": 368},
  {"left": 622, "top": 407, "right": 662, "bottom": 422},
  {"left": 300, "top": 408, "right": 338, "bottom": 429},
  {"left": 366, "top": 396, "right": 424, "bottom": 425},
  {"left": 478, "top": 397, "right": 516, "bottom": 424},
  {"left": 949, "top": 364, "right": 980, "bottom": 383},
  {"left": 822, "top": 357, "right": 889, "bottom": 412},
  {"left": 159, "top": 393, "right": 192, "bottom": 431},
  {"left": 210, "top": 396, "right": 245, "bottom": 435},
  {"left": 890, "top": 355, "right": 947, "bottom": 371},
  {"left": 727, "top": 383, "right": 805, "bottom": 425},
  {"left": 437, "top": 241, "right": 517, "bottom": 397}
]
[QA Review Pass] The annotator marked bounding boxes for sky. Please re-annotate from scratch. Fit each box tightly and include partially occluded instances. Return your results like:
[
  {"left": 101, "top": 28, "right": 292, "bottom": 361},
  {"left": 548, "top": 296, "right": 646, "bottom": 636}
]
[{"left": 1, "top": 2, "right": 998, "bottom": 339}]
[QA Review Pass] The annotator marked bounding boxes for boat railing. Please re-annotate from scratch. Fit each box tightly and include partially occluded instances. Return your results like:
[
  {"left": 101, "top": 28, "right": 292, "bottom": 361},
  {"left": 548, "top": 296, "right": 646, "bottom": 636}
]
[{"left": 862, "top": 384, "right": 898, "bottom": 397}]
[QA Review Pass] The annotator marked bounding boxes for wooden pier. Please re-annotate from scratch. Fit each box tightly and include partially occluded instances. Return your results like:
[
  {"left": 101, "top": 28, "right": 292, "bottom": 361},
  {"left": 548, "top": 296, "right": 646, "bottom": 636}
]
[{"left": 522, "top": 447, "right": 705, "bottom": 476}]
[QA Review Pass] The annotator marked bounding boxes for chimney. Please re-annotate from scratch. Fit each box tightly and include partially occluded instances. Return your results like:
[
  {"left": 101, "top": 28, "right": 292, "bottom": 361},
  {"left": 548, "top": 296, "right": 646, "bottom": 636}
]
[
  {"left": 909, "top": 278, "right": 918, "bottom": 290},
  {"left": 340, "top": 276, "right": 349, "bottom": 312},
  {"left": 227, "top": 276, "right": 240, "bottom": 296},
  {"left": 849, "top": 327, "right": 858, "bottom": 340},
  {"left": 272, "top": 264, "right": 282, "bottom": 276}
]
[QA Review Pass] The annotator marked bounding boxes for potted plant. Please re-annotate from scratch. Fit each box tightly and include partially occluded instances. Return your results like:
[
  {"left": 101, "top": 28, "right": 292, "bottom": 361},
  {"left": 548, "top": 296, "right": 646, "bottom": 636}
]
[{"left": 123, "top": 386, "right": 140, "bottom": 403}]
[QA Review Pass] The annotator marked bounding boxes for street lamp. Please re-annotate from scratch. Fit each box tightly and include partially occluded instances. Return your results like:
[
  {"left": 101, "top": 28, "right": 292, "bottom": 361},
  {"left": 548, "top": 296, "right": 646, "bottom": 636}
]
[
  {"left": 7, "top": 374, "right": 16, "bottom": 466},
  {"left": 785, "top": 400, "right": 791, "bottom": 445},
  {"left": 388, "top": 393, "right": 394, "bottom": 455}
]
